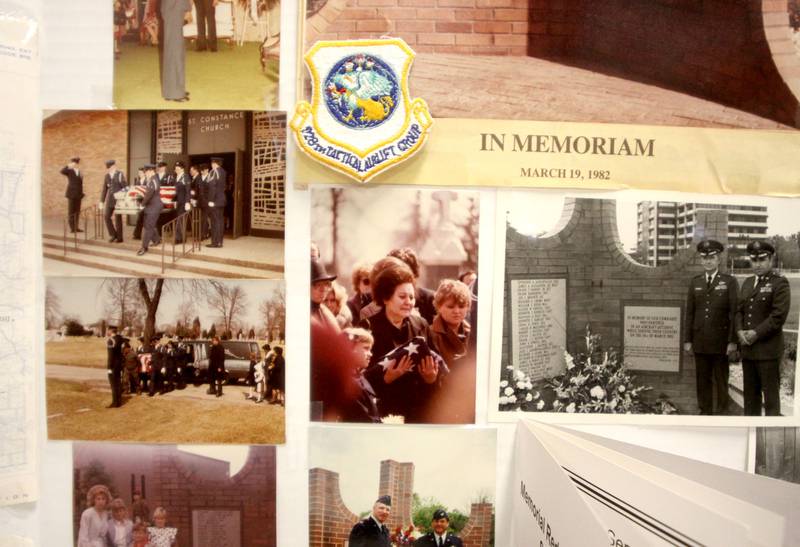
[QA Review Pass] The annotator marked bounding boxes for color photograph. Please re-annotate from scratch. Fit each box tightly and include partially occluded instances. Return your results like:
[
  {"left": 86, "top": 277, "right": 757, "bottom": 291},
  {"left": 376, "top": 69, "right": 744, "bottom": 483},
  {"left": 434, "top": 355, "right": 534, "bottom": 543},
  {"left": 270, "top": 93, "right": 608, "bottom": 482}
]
[
  {"left": 72, "top": 442, "right": 276, "bottom": 546},
  {"left": 45, "top": 277, "right": 286, "bottom": 444},
  {"left": 41, "top": 110, "right": 285, "bottom": 278},
  {"left": 308, "top": 426, "right": 496, "bottom": 546},
  {"left": 309, "top": 187, "right": 480, "bottom": 424},
  {"left": 305, "top": 0, "right": 800, "bottom": 130},
  {"left": 113, "top": 0, "right": 280, "bottom": 109},
  {"left": 491, "top": 189, "right": 800, "bottom": 423}
]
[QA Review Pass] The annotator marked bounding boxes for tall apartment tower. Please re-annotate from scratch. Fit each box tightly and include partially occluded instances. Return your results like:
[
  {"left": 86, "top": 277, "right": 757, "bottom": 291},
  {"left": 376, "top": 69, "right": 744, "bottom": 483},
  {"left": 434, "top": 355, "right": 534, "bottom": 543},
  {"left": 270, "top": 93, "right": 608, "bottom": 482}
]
[{"left": 637, "top": 201, "right": 768, "bottom": 266}]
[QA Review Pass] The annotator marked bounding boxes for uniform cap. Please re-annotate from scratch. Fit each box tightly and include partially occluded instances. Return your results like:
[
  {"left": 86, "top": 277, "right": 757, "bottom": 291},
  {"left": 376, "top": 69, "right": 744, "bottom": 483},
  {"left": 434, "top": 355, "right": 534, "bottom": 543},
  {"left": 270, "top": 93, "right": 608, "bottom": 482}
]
[
  {"left": 375, "top": 495, "right": 391, "bottom": 506},
  {"left": 143, "top": 163, "right": 156, "bottom": 171},
  {"left": 747, "top": 240, "right": 775, "bottom": 259},
  {"left": 157, "top": 161, "right": 168, "bottom": 168},
  {"left": 210, "top": 156, "right": 223, "bottom": 164},
  {"left": 432, "top": 509, "right": 449, "bottom": 521},
  {"left": 105, "top": 159, "right": 116, "bottom": 168},
  {"left": 175, "top": 160, "right": 186, "bottom": 169},
  {"left": 70, "top": 156, "right": 80, "bottom": 163},
  {"left": 696, "top": 239, "right": 723, "bottom": 257}
]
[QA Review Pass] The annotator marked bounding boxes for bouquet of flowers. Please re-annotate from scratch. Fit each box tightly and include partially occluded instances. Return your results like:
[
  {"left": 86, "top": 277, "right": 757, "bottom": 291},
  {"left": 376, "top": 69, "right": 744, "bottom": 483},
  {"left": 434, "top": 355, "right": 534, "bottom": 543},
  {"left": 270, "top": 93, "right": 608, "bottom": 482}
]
[
  {"left": 500, "top": 326, "right": 677, "bottom": 414},
  {"left": 390, "top": 524, "right": 416, "bottom": 545}
]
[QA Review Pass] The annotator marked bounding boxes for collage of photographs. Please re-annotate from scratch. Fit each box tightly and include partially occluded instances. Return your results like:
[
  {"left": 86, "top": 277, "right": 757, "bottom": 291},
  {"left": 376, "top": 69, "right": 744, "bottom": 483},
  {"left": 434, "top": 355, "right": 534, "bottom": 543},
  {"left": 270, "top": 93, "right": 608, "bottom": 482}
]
[{"left": 1, "top": 0, "right": 800, "bottom": 545}]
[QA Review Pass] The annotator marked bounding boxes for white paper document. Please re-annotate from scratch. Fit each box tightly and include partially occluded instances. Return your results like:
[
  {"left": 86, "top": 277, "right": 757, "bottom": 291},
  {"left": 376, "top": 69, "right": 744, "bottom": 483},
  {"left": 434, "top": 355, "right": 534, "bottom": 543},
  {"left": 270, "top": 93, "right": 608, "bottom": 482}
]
[{"left": 512, "top": 421, "right": 800, "bottom": 546}]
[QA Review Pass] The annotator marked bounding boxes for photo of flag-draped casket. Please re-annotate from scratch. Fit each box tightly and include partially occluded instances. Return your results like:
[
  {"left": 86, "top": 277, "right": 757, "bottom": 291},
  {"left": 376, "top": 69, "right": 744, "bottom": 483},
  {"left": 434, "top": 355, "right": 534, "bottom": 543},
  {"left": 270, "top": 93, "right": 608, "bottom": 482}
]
[{"left": 113, "top": 185, "right": 177, "bottom": 215}]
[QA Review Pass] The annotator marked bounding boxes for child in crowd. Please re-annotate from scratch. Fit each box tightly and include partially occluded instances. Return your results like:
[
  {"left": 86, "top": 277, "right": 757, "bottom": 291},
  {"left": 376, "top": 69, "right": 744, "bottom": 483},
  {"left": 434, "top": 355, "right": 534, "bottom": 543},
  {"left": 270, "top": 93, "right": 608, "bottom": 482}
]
[
  {"left": 147, "top": 507, "right": 178, "bottom": 547},
  {"left": 107, "top": 498, "right": 134, "bottom": 547},
  {"left": 254, "top": 358, "right": 267, "bottom": 403},
  {"left": 132, "top": 523, "right": 150, "bottom": 547}
]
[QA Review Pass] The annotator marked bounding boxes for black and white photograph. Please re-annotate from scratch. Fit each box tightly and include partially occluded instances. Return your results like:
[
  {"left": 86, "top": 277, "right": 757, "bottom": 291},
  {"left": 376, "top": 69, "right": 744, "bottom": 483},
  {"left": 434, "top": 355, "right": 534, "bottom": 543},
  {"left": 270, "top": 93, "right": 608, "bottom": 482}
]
[
  {"left": 308, "top": 426, "right": 496, "bottom": 546},
  {"left": 309, "top": 187, "right": 480, "bottom": 424},
  {"left": 72, "top": 442, "right": 276, "bottom": 546},
  {"left": 41, "top": 110, "right": 285, "bottom": 279},
  {"left": 490, "top": 189, "right": 800, "bottom": 424},
  {"left": 113, "top": 0, "right": 280, "bottom": 109},
  {"left": 45, "top": 277, "right": 286, "bottom": 444},
  {"left": 753, "top": 427, "right": 800, "bottom": 484}
]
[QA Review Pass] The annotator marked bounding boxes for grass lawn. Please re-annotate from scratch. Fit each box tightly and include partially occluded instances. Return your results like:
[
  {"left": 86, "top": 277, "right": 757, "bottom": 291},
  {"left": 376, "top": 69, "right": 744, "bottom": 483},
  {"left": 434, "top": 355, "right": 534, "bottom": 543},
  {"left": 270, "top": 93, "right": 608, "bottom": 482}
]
[
  {"left": 113, "top": 41, "right": 278, "bottom": 110},
  {"left": 46, "top": 378, "right": 285, "bottom": 444},
  {"left": 46, "top": 337, "right": 107, "bottom": 368}
]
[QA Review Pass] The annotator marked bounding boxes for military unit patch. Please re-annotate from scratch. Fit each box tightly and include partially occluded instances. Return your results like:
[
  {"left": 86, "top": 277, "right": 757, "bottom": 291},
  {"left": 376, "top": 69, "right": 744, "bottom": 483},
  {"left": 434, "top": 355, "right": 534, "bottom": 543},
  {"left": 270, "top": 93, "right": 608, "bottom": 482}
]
[{"left": 291, "top": 38, "right": 433, "bottom": 182}]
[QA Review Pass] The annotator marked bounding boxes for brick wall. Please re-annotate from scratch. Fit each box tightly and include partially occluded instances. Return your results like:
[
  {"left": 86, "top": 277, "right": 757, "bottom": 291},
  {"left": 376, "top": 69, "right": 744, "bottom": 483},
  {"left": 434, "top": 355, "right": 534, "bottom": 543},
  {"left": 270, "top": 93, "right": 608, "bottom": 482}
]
[
  {"left": 42, "top": 111, "right": 129, "bottom": 218},
  {"left": 580, "top": 0, "right": 800, "bottom": 128},
  {"left": 308, "top": 468, "right": 360, "bottom": 546},
  {"left": 307, "top": 0, "right": 582, "bottom": 55},
  {"left": 459, "top": 503, "right": 493, "bottom": 547},
  {"left": 151, "top": 445, "right": 277, "bottom": 547},
  {"left": 378, "top": 460, "right": 414, "bottom": 529},
  {"left": 502, "top": 198, "right": 732, "bottom": 413}
]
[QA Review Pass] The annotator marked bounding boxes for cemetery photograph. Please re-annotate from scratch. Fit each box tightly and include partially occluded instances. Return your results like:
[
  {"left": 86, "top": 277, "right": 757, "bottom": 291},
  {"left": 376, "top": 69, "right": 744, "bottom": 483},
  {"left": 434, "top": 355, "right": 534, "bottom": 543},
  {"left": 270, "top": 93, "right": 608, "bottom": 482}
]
[
  {"left": 305, "top": 0, "right": 800, "bottom": 129},
  {"left": 45, "top": 277, "right": 286, "bottom": 444},
  {"left": 307, "top": 426, "right": 495, "bottom": 546},
  {"left": 493, "top": 190, "right": 800, "bottom": 421},
  {"left": 72, "top": 442, "right": 276, "bottom": 546},
  {"left": 309, "top": 186, "right": 480, "bottom": 424}
]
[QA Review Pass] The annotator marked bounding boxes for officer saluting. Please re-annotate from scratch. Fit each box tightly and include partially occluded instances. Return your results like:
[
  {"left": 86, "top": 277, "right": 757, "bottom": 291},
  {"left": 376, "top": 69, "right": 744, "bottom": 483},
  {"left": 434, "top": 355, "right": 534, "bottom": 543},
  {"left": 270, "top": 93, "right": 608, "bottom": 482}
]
[
  {"left": 348, "top": 495, "right": 392, "bottom": 547},
  {"left": 735, "top": 240, "right": 791, "bottom": 416},
  {"left": 413, "top": 509, "right": 463, "bottom": 547},
  {"left": 60, "top": 156, "right": 84, "bottom": 233},
  {"left": 684, "top": 240, "right": 739, "bottom": 415},
  {"left": 100, "top": 159, "right": 127, "bottom": 243}
]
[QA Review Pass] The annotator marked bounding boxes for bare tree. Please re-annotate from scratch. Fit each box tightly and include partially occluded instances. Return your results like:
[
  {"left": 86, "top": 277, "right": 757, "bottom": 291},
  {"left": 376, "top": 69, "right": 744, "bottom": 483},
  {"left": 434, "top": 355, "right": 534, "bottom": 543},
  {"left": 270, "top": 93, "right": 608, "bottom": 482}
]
[
  {"left": 45, "top": 285, "right": 61, "bottom": 329},
  {"left": 103, "top": 278, "right": 143, "bottom": 332},
  {"left": 138, "top": 279, "right": 165, "bottom": 343},
  {"left": 207, "top": 281, "right": 248, "bottom": 339},
  {"left": 259, "top": 286, "right": 286, "bottom": 341},
  {"left": 174, "top": 299, "right": 196, "bottom": 334}
]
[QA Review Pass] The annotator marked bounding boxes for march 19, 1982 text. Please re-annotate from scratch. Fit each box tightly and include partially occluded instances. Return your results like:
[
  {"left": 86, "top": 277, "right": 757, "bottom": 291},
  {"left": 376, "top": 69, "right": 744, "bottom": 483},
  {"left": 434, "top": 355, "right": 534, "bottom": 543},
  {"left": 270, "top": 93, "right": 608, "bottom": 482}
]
[{"left": 520, "top": 167, "right": 611, "bottom": 181}]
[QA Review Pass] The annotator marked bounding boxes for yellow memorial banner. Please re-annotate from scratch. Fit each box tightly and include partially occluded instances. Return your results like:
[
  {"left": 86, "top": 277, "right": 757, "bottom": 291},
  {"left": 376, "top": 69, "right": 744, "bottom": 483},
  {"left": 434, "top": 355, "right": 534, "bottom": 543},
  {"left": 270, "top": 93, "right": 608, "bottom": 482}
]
[{"left": 295, "top": 118, "right": 800, "bottom": 196}]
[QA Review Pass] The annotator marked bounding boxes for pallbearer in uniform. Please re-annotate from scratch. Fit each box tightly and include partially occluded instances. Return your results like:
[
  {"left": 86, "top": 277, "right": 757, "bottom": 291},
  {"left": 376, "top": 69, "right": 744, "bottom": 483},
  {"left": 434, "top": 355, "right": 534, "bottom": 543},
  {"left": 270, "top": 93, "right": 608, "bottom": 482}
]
[
  {"left": 735, "top": 240, "right": 791, "bottom": 416},
  {"left": 684, "top": 240, "right": 739, "bottom": 415},
  {"left": 60, "top": 156, "right": 83, "bottom": 233},
  {"left": 348, "top": 495, "right": 392, "bottom": 547},
  {"left": 137, "top": 164, "right": 163, "bottom": 256},
  {"left": 132, "top": 167, "right": 147, "bottom": 240},
  {"left": 207, "top": 156, "right": 227, "bottom": 248},
  {"left": 173, "top": 161, "right": 191, "bottom": 243},
  {"left": 100, "top": 159, "right": 127, "bottom": 243},
  {"left": 413, "top": 509, "right": 463, "bottom": 547}
]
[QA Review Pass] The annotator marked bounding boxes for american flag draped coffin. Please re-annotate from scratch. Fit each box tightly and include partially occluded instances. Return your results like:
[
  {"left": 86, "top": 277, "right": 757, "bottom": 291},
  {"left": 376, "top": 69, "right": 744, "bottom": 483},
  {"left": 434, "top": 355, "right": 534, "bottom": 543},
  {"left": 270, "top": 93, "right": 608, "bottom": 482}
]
[{"left": 113, "top": 185, "right": 177, "bottom": 215}]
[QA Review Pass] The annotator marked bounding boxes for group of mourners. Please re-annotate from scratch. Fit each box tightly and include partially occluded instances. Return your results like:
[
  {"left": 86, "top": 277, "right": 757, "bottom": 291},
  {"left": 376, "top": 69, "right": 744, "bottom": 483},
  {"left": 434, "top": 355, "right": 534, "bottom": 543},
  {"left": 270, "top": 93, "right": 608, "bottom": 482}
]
[
  {"left": 77, "top": 484, "right": 177, "bottom": 547},
  {"left": 245, "top": 343, "right": 286, "bottom": 405},
  {"left": 310, "top": 245, "right": 478, "bottom": 424},
  {"left": 59, "top": 156, "right": 228, "bottom": 257}
]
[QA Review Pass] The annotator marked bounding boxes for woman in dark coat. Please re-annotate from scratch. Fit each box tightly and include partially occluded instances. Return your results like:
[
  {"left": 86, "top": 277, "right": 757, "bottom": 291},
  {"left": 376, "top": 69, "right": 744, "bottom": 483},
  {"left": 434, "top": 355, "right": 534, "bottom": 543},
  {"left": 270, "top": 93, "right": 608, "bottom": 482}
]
[
  {"left": 207, "top": 336, "right": 225, "bottom": 397},
  {"left": 268, "top": 346, "right": 285, "bottom": 406},
  {"left": 360, "top": 259, "right": 441, "bottom": 423}
]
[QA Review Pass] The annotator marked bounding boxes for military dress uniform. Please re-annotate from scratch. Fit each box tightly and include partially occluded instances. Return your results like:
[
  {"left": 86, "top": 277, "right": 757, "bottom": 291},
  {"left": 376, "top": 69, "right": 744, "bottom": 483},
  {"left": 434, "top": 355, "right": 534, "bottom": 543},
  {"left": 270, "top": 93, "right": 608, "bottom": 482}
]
[
  {"left": 207, "top": 159, "right": 227, "bottom": 248},
  {"left": 347, "top": 515, "right": 391, "bottom": 547},
  {"left": 174, "top": 164, "right": 191, "bottom": 243},
  {"left": 138, "top": 168, "right": 163, "bottom": 255},
  {"left": 106, "top": 332, "right": 126, "bottom": 408},
  {"left": 685, "top": 247, "right": 739, "bottom": 415},
  {"left": 735, "top": 259, "right": 791, "bottom": 416},
  {"left": 101, "top": 160, "right": 127, "bottom": 242},
  {"left": 413, "top": 532, "right": 463, "bottom": 547},
  {"left": 60, "top": 158, "right": 84, "bottom": 232}
]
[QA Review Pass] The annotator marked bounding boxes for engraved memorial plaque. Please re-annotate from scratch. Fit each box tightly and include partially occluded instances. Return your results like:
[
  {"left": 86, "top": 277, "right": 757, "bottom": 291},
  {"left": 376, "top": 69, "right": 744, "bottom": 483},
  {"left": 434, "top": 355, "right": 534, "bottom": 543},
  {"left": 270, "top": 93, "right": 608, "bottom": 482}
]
[
  {"left": 623, "top": 306, "right": 681, "bottom": 372},
  {"left": 192, "top": 509, "right": 241, "bottom": 547},
  {"left": 510, "top": 278, "right": 567, "bottom": 381}
]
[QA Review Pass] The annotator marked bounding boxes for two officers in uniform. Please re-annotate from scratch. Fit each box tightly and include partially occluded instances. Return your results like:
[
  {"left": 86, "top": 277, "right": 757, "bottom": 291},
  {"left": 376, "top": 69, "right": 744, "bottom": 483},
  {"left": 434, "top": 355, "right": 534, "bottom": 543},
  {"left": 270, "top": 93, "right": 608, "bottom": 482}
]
[
  {"left": 347, "top": 496, "right": 463, "bottom": 547},
  {"left": 686, "top": 239, "right": 791, "bottom": 416}
]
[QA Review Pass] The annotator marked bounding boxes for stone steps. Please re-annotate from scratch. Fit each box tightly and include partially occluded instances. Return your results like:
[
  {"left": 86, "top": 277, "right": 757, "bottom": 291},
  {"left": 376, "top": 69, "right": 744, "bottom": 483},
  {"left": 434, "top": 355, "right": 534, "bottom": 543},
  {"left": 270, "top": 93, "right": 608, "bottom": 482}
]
[{"left": 42, "top": 241, "right": 274, "bottom": 279}]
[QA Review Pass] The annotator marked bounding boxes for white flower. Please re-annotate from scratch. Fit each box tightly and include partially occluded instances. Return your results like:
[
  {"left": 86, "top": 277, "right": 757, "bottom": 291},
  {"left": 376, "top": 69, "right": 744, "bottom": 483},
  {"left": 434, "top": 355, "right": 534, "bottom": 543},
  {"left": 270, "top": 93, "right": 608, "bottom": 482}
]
[
  {"left": 504, "top": 386, "right": 514, "bottom": 396},
  {"left": 525, "top": 381, "right": 533, "bottom": 389},
  {"left": 514, "top": 369, "right": 525, "bottom": 381},
  {"left": 564, "top": 352, "right": 575, "bottom": 370},
  {"left": 499, "top": 380, "right": 509, "bottom": 388},
  {"left": 552, "top": 400, "right": 563, "bottom": 410},
  {"left": 506, "top": 366, "right": 514, "bottom": 370},
  {"left": 618, "top": 385, "right": 626, "bottom": 393},
  {"left": 508, "top": 394, "right": 517, "bottom": 402},
  {"left": 608, "top": 399, "right": 618, "bottom": 410},
  {"left": 536, "top": 400, "right": 545, "bottom": 410},
  {"left": 525, "top": 393, "right": 533, "bottom": 402},
  {"left": 590, "top": 386, "right": 606, "bottom": 399},
  {"left": 499, "top": 396, "right": 509, "bottom": 405},
  {"left": 566, "top": 402, "right": 576, "bottom": 413},
  {"left": 516, "top": 381, "right": 526, "bottom": 389}
]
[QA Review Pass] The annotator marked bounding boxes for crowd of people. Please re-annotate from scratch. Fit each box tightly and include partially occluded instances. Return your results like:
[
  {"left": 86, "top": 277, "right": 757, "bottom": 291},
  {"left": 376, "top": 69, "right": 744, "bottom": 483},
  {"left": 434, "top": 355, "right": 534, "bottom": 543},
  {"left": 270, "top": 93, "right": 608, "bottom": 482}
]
[
  {"left": 105, "top": 328, "right": 285, "bottom": 408},
  {"left": 59, "top": 156, "right": 228, "bottom": 256},
  {"left": 77, "top": 484, "right": 177, "bottom": 547},
  {"left": 310, "top": 245, "right": 478, "bottom": 424}
]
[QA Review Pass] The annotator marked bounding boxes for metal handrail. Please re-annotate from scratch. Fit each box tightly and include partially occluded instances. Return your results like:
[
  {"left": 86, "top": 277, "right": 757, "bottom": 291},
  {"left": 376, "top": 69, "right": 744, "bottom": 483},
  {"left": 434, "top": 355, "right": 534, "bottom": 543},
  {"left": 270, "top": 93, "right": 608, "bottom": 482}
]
[{"left": 160, "top": 207, "right": 201, "bottom": 273}]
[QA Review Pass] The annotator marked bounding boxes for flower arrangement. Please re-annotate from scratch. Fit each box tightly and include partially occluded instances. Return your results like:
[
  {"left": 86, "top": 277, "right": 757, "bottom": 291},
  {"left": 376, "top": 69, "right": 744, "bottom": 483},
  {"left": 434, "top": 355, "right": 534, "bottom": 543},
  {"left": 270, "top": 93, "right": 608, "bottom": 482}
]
[
  {"left": 390, "top": 525, "right": 416, "bottom": 545},
  {"left": 500, "top": 326, "right": 677, "bottom": 414}
]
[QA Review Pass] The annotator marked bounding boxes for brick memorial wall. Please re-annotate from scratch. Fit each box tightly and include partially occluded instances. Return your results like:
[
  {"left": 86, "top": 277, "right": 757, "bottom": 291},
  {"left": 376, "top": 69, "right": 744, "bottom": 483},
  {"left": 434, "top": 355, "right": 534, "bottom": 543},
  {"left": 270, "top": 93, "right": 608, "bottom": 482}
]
[
  {"left": 306, "top": 0, "right": 800, "bottom": 126},
  {"left": 309, "top": 460, "right": 494, "bottom": 546},
  {"left": 502, "top": 198, "right": 731, "bottom": 413}
]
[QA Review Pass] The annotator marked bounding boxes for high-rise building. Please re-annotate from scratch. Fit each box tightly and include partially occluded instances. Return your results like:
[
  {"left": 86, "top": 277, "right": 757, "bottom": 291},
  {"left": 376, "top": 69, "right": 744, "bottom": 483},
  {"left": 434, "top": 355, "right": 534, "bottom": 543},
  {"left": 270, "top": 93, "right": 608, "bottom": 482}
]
[{"left": 637, "top": 201, "right": 768, "bottom": 266}]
